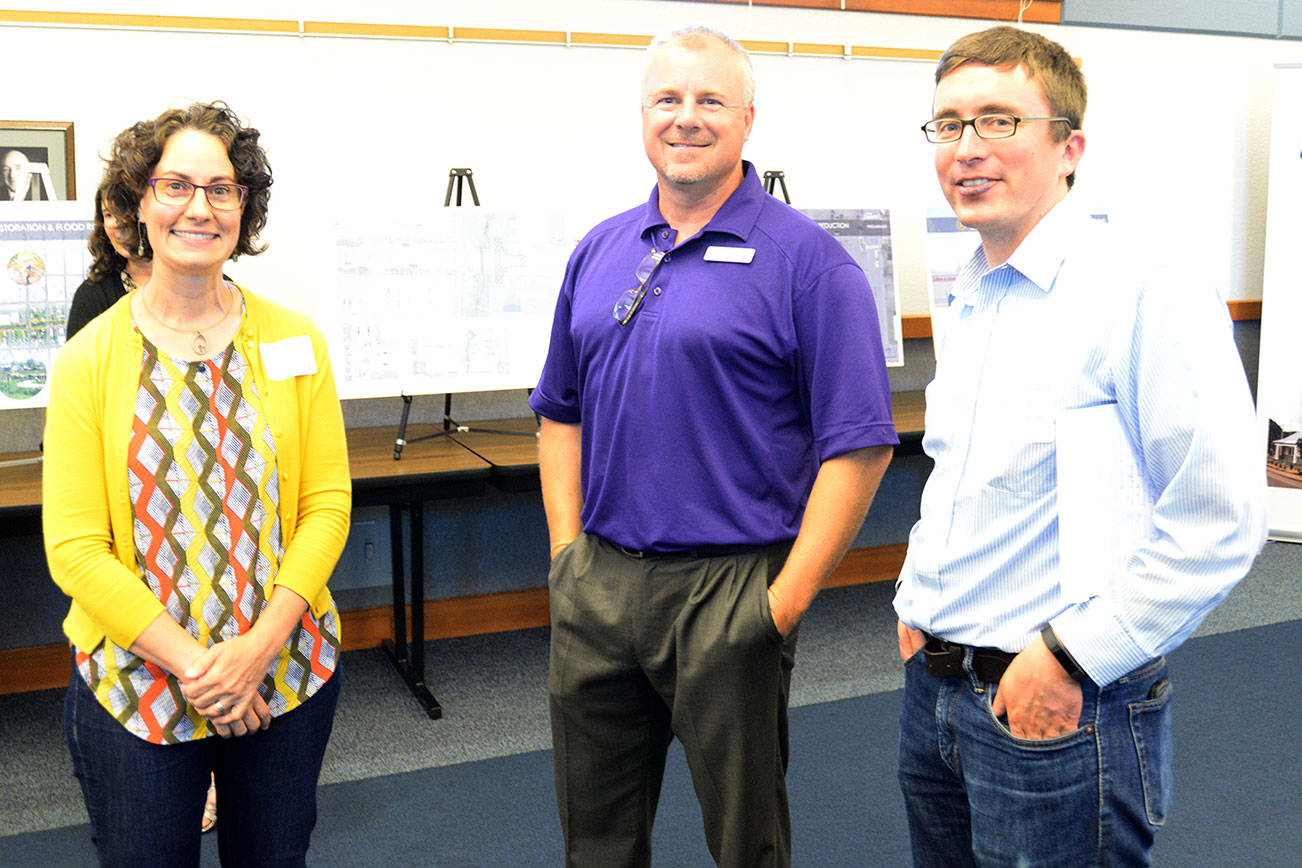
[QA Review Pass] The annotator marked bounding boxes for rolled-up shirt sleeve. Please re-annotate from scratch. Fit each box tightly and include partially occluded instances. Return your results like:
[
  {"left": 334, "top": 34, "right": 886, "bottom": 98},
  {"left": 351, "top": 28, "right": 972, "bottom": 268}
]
[{"left": 1050, "top": 279, "right": 1267, "bottom": 685}]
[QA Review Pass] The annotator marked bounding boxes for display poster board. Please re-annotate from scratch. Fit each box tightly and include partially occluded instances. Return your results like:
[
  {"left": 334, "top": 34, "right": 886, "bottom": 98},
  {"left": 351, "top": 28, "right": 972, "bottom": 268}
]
[
  {"left": 318, "top": 209, "right": 591, "bottom": 400},
  {"left": 801, "top": 209, "right": 902, "bottom": 367},
  {"left": 922, "top": 210, "right": 979, "bottom": 356},
  {"left": 0, "top": 199, "right": 904, "bottom": 408},
  {"left": 0, "top": 200, "right": 91, "bottom": 408},
  {"left": 1256, "top": 64, "right": 1302, "bottom": 541},
  {"left": 319, "top": 204, "right": 904, "bottom": 400}
]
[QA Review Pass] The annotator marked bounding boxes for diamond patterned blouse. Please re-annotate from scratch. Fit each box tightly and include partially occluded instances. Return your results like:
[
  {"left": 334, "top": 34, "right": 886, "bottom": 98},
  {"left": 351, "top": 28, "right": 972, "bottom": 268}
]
[{"left": 75, "top": 338, "right": 340, "bottom": 743}]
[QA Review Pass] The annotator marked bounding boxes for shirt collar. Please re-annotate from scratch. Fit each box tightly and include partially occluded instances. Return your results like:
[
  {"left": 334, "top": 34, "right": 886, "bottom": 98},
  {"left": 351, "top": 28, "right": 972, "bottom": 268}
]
[
  {"left": 1000, "top": 194, "right": 1085, "bottom": 294},
  {"left": 949, "top": 195, "right": 1085, "bottom": 308},
  {"left": 637, "top": 160, "right": 765, "bottom": 246}
]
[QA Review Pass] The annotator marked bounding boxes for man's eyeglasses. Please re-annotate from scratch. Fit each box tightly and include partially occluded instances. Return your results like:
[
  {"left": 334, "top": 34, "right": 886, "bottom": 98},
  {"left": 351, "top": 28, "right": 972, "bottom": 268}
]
[
  {"left": 613, "top": 248, "right": 665, "bottom": 326},
  {"left": 921, "top": 113, "right": 1072, "bottom": 144},
  {"left": 147, "top": 177, "right": 248, "bottom": 211}
]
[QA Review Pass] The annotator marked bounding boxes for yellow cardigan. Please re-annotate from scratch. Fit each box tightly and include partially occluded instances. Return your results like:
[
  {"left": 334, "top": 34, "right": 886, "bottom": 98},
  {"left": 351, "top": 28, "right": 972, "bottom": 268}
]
[{"left": 43, "top": 287, "right": 351, "bottom": 654}]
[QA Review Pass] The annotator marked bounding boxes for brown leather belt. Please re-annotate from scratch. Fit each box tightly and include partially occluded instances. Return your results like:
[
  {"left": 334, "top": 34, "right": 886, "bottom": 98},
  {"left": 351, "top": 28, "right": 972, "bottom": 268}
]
[{"left": 923, "top": 633, "right": 1017, "bottom": 684}]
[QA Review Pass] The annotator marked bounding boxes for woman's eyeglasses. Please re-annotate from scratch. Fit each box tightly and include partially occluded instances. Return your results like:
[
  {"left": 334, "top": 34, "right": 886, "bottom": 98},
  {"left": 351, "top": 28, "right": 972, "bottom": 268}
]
[{"left": 147, "top": 177, "right": 248, "bottom": 211}]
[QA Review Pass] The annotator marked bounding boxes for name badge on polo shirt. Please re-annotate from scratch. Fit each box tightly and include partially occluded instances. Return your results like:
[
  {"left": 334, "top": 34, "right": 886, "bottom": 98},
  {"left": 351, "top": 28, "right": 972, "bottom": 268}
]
[
  {"left": 261, "top": 335, "right": 317, "bottom": 380},
  {"left": 703, "top": 246, "right": 755, "bottom": 264}
]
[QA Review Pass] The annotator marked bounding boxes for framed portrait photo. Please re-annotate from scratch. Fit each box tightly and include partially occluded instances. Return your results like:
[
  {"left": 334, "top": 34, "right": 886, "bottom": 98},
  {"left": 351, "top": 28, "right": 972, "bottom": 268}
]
[{"left": 0, "top": 121, "right": 75, "bottom": 202}]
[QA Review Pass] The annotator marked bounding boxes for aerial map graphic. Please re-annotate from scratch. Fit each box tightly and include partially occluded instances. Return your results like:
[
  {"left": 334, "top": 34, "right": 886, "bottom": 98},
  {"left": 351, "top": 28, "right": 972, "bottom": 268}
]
[{"left": 0, "top": 202, "right": 92, "bottom": 407}]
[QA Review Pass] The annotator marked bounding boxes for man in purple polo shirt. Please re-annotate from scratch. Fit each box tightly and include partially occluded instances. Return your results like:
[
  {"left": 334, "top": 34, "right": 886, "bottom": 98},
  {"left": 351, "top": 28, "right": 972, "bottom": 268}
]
[{"left": 530, "top": 25, "right": 896, "bottom": 867}]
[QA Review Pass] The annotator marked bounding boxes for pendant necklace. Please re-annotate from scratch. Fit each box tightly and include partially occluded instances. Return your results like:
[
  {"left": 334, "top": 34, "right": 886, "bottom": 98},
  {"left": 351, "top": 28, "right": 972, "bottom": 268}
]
[{"left": 140, "top": 286, "right": 230, "bottom": 356}]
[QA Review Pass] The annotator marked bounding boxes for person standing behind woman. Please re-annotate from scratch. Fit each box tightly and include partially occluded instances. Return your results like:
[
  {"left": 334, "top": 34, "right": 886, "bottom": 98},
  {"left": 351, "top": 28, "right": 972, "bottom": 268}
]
[
  {"left": 66, "top": 179, "right": 153, "bottom": 339},
  {"left": 44, "top": 101, "right": 350, "bottom": 867}
]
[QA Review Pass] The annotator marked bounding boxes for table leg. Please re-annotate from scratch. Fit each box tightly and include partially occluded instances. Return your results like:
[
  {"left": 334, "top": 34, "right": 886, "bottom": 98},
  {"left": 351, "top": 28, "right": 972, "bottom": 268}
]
[
  {"left": 381, "top": 503, "right": 409, "bottom": 668},
  {"left": 380, "top": 500, "right": 443, "bottom": 720}
]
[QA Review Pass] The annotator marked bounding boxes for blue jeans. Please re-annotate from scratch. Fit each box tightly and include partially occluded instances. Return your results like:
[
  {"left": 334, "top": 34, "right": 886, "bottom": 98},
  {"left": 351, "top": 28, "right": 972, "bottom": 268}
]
[
  {"left": 65, "top": 666, "right": 340, "bottom": 868},
  {"left": 897, "top": 649, "right": 1172, "bottom": 867}
]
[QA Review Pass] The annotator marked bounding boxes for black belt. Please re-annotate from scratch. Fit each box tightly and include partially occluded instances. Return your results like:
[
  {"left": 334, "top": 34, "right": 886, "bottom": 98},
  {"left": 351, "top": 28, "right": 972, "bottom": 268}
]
[
  {"left": 923, "top": 634, "right": 1016, "bottom": 684},
  {"left": 613, "top": 542, "right": 766, "bottom": 560}
]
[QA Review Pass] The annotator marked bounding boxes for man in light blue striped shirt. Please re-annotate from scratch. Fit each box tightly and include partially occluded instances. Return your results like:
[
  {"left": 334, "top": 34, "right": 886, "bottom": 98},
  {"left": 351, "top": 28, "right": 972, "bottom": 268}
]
[{"left": 895, "top": 26, "right": 1267, "bottom": 867}]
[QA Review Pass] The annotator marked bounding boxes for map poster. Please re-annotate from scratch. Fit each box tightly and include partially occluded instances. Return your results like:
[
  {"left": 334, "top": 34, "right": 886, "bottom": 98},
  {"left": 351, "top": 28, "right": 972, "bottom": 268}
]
[
  {"left": 0, "top": 201, "right": 92, "bottom": 408},
  {"left": 800, "top": 209, "right": 903, "bottom": 367},
  {"left": 322, "top": 207, "right": 902, "bottom": 401},
  {"left": 922, "top": 210, "right": 980, "bottom": 358},
  {"left": 320, "top": 209, "right": 586, "bottom": 400}
]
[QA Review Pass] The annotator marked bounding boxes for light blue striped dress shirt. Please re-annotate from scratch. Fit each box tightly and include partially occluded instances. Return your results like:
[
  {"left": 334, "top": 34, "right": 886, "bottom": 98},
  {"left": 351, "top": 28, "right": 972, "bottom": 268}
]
[{"left": 895, "top": 199, "right": 1267, "bottom": 685}]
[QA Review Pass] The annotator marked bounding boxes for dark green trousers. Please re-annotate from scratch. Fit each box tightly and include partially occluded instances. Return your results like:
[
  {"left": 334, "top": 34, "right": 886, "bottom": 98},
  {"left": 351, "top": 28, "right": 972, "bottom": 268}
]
[{"left": 548, "top": 533, "right": 797, "bottom": 868}]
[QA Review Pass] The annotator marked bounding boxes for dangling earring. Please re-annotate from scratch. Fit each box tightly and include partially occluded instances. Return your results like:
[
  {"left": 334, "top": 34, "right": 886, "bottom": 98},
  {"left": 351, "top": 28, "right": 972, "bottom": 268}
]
[{"left": 136, "top": 221, "right": 146, "bottom": 257}]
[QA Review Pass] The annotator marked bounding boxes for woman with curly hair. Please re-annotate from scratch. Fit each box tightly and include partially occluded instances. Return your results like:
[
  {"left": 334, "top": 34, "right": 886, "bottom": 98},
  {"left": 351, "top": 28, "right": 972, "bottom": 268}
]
[
  {"left": 65, "top": 178, "right": 153, "bottom": 340},
  {"left": 44, "top": 102, "right": 349, "bottom": 866}
]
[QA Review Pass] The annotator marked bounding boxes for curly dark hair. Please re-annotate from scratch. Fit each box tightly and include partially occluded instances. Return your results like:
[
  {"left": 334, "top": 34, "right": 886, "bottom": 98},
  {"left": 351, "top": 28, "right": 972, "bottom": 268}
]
[
  {"left": 102, "top": 101, "right": 272, "bottom": 260},
  {"left": 86, "top": 182, "right": 131, "bottom": 282}
]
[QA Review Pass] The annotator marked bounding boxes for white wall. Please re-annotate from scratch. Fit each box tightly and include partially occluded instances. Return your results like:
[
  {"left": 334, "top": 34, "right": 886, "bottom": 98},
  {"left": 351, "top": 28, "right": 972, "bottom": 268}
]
[{"left": 3, "top": 0, "right": 1298, "bottom": 319}]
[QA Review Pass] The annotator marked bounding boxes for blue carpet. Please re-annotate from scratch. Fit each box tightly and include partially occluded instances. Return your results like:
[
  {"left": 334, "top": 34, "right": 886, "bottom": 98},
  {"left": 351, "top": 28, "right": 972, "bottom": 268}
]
[
  {"left": 3, "top": 620, "right": 1298, "bottom": 866},
  {"left": 300, "top": 682, "right": 910, "bottom": 867}
]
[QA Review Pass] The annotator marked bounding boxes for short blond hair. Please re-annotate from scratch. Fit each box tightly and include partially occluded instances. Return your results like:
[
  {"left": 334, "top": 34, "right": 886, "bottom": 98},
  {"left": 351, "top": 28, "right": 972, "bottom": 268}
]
[
  {"left": 645, "top": 25, "right": 755, "bottom": 107},
  {"left": 937, "top": 27, "right": 1085, "bottom": 185}
]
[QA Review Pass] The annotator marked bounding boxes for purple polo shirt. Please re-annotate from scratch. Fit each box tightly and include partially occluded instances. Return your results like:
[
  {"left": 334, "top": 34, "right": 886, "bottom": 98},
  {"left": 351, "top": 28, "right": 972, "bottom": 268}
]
[{"left": 530, "top": 162, "right": 896, "bottom": 552}]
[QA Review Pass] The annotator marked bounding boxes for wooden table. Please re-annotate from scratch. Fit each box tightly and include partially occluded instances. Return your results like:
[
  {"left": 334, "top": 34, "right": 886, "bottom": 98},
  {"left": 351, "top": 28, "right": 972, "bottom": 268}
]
[
  {"left": 0, "top": 428, "right": 496, "bottom": 720},
  {"left": 348, "top": 422, "right": 490, "bottom": 500},
  {"left": 0, "top": 391, "right": 927, "bottom": 716},
  {"left": 447, "top": 389, "right": 927, "bottom": 486},
  {"left": 891, "top": 390, "right": 926, "bottom": 454},
  {"left": 0, "top": 390, "right": 926, "bottom": 513},
  {"left": 450, "top": 417, "right": 542, "bottom": 490},
  {"left": 346, "top": 423, "right": 496, "bottom": 719},
  {"left": 0, "top": 452, "right": 42, "bottom": 536},
  {"left": 359, "top": 392, "right": 925, "bottom": 716}
]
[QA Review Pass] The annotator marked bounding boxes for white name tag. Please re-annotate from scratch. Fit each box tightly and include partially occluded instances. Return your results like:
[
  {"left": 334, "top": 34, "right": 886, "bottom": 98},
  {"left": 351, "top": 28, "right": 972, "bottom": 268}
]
[
  {"left": 703, "top": 246, "right": 755, "bottom": 264},
  {"left": 260, "top": 335, "right": 317, "bottom": 380}
]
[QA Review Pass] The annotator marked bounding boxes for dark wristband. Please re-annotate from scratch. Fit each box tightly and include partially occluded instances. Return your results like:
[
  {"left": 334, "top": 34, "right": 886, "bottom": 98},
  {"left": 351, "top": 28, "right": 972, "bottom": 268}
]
[{"left": 1041, "top": 625, "right": 1087, "bottom": 683}]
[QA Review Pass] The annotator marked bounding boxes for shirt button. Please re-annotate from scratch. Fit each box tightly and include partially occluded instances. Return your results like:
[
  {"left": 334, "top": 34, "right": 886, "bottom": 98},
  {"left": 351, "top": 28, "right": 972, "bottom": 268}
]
[
  {"left": 653, "top": 287, "right": 662, "bottom": 296},
  {"left": 660, "top": 230, "right": 669, "bottom": 238}
]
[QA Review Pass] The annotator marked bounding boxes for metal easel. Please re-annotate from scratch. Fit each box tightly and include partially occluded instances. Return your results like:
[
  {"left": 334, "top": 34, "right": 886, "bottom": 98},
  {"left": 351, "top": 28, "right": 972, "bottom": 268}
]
[
  {"left": 380, "top": 168, "right": 488, "bottom": 720},
  {"left": 393, "top": 169, "right": 535, "bottom": 460},
  {"left": 763, "top": 169, "right": 791, "bottom": 204},
  {"left": 381, "top": 169, "right": 535, "bottom": 719}
]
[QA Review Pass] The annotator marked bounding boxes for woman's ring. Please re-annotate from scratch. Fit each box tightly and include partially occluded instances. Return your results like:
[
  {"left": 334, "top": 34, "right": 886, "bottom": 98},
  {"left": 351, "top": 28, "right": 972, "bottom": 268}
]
[{"left": 215, "top": 700, "right": 228, "bottom": 714}]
